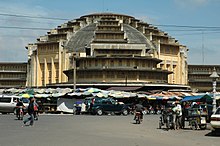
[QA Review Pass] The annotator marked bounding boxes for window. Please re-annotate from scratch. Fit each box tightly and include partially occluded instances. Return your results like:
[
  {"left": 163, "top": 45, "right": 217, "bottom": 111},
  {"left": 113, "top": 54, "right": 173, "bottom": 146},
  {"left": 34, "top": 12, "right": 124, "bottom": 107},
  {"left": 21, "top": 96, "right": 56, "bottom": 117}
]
[
  {"left": 119, "top": 60, "right": 122, "bottom": 66},
  {"left": 102, "top": 60, "right": 105, "bottom": 66},
  {"left": 117, "top": 72, "right": 125, "bottom": 78},
  {"left": 215, "top": 108, "right": 220, "bottom": 115},
  {"left": 126, "top": 60, "right": 130, "bottom": 67},
  {"left": 110, "top": 60, "right": 114, "bottom": 67},
  {"left": 95, "top": 60, "right": 98, "bottom": 66},
  {"left": 88, "top": 61, "right": 92, "bottom": 67},
  {"left": 135, "top": 60, "right": 138, "bottom": 66},
  {"left": 0, "top": 98, "right": 11, "bottom": 103},
  {"left": 142, "top": 62, "right": 145, "bottom": 67}
]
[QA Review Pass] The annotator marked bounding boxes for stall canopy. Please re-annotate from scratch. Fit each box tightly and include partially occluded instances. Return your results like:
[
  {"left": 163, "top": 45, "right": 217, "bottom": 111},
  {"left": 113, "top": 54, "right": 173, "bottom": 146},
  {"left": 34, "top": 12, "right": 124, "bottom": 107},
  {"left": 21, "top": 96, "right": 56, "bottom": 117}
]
[{"left": 181, "top": 94, "right": 212, "bottom": 102}]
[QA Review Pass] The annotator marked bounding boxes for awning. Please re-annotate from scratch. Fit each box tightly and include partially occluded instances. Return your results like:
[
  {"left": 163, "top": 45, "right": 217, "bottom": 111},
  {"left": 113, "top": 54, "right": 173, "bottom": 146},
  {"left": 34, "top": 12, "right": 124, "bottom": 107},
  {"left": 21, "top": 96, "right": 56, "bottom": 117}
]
[
  {"left": 107, "top": 86, "right": 142, "bottom": 91},
  {"left": 181, "top": 94, "right": 212, "bottom": 102}
]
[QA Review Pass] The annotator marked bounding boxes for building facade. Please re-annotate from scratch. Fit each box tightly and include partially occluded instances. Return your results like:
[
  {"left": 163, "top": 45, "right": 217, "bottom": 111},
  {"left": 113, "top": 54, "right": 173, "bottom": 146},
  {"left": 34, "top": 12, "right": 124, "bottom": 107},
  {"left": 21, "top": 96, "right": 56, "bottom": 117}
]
[
  {"left": 188, "top": 65, "right": 220, "bottom": 92},
  {"left": 0, "top": 62, "right": 27, "bottom": 88},
  {"left": 26, "top": 13, "right": 188, "bottom": 89}
]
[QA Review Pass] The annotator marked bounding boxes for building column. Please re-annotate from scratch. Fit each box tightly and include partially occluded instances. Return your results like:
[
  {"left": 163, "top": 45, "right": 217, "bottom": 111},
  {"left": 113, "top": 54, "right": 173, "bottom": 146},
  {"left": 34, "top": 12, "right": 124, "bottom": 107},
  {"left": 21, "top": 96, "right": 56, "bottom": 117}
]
[
  {"left": 51, "top": 57, "right": 55, "bottom": 83},
  {"left": 137, "top": 72, "right": 139, "bottom": 81},
  {"left": 103, "top": 71, "right": 106, "bottom": 82},
  {"left": 44, "top": 58, "right": 48, "bottom": 86},
  {"left": 35, "top": 51, "right": 40, "bottom": 87},
  {"left": 58, "top": 44, "right": 62, "bottom": 83},
  {"left": 158, "top": 40, "right": 160, "bottom": 58}
]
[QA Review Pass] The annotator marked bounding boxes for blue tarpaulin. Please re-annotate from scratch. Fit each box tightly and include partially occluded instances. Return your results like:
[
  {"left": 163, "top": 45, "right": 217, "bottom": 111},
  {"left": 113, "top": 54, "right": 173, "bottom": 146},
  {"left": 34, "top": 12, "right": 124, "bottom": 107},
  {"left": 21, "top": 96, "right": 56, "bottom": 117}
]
[{"left": 181, "top": 94, "right": 212, "bottom": 102}]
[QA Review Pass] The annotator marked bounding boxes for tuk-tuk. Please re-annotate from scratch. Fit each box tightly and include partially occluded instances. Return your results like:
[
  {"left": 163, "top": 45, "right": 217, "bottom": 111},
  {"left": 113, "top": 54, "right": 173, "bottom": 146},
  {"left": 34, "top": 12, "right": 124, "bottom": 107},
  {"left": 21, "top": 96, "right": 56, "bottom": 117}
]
[
  {"left": 181, "top": 94, "right": 213, "bottom": 130},
  {"left": 187, "top": 106, "right": 207, "bottom": 130}
]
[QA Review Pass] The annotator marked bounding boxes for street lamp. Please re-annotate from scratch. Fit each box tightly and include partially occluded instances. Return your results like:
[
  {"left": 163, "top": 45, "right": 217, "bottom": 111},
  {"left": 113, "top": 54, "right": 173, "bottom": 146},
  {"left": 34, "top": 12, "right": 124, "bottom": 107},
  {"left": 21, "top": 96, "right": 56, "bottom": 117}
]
[{"left": 210, "top": 67, "right": 219, "bottom": 112}]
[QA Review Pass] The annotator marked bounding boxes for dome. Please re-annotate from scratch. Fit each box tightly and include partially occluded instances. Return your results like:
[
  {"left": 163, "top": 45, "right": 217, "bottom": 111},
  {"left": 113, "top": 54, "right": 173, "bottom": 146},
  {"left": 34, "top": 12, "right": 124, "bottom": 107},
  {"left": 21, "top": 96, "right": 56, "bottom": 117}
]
[
  {"left": 65, "top": 14, "right": 155, "bottom": 52},
  {"left": 65, "top": 23, "right": 96, "bottom": 52}
]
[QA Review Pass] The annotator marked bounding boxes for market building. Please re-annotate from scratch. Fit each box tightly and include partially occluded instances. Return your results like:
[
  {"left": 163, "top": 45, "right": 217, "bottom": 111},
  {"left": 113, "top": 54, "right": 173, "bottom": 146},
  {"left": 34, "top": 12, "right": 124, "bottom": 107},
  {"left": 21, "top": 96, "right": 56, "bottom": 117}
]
[
  {"left": 26, "top": 13, "right": 189, "bottom": 90},
  {"left": 0, "top": 62, "right": 27, "bottom": 88},
  {"left": 188, "top": 65, "right": 220, "bottom": 92}
]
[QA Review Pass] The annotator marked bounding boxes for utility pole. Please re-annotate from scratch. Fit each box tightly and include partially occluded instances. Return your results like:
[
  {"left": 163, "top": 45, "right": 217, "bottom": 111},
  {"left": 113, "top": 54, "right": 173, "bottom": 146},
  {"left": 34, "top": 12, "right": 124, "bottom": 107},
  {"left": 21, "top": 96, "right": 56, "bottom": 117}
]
[
  {"left": 35, "top": 49, "right": 38, "bottom": 88},
  {"left": 73, "top": 54, "right": 76, "bottom": 91},
  {"left": 202, "top": 31, "right": 205, "bottom": 64}
]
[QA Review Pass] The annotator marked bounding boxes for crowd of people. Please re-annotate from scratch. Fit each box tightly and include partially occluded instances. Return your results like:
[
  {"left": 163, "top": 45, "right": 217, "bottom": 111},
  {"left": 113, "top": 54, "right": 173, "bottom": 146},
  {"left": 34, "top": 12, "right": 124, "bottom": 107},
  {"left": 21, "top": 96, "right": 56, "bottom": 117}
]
[
  {"left": 14, "top": 95, "right": 217, "bottom": 129},
  {"left": 160, "top": 100, "right": 215, "bottom": 130}
]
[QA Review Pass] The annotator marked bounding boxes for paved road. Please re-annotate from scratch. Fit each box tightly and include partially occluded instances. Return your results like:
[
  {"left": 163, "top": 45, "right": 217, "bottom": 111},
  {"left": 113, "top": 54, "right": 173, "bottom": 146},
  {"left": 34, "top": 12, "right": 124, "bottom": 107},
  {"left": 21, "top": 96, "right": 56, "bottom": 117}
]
[{"left": 0, "top": 114, "right": 219, "bottom": 146}]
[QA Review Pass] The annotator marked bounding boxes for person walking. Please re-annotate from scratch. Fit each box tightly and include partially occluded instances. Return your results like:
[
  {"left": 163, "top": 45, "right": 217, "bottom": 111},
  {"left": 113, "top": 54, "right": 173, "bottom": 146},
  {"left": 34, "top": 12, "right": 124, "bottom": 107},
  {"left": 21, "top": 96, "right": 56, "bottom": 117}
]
[
  {"left": 23, "top": 97, "right": 35, "bottom": 126},
  {"left": 33, "top": 99, "right": 39, "bottom": 120}
]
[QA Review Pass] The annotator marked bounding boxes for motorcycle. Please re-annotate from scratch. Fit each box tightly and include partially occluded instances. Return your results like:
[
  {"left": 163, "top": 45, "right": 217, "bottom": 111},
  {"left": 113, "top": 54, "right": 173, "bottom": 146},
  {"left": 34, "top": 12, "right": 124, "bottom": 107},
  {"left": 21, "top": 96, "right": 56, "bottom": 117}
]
[
  {"left": 16, "top": 106, "right": 24, "bottom": 120},
  {"left": 134, "top": 112, "right": 142, "bottom": 124},
  {"left": 149, "top": 107, "right": 155, "bottom": 114},
  {"left": 166, "top": 110, "right": 175, "bottom": 130}
]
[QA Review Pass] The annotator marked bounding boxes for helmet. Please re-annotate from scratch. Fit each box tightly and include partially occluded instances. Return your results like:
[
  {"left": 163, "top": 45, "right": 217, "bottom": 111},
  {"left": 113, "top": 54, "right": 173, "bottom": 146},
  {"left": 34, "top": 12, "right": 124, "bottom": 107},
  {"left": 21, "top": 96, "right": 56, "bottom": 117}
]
[{"left": 192, "top": 102, "right": 197, "bottom": 105}]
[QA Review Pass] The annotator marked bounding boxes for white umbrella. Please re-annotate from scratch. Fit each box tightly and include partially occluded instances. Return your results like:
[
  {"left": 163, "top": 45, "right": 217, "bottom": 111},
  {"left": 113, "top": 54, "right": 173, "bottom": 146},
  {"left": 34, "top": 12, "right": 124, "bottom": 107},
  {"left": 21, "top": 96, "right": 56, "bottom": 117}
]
[
  {"left": 137, "top": 94, "right": 147, "bottom": 98},
  {"left": 96, "top": 92, "right": 108, "bottom": 98},
  {"left": 52, "top": 93, "right": 66, "bottom": 98},
  {"left": 35, "top": 94, "right": 51, "bottom": 98},
  {"left": 68, "top": 92, "right": 83, "bottom": 96}
]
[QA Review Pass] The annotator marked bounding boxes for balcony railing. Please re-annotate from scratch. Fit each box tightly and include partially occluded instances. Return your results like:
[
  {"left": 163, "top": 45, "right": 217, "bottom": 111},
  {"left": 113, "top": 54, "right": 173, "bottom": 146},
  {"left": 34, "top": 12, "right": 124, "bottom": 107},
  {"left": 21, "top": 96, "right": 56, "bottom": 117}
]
[
  {"left": 0, "top": 70, "right": 26, "bottom": 73},
  {"left": 188, "top": 78, "right": 214, "bottom": 82},
  {"left": 188, "top": 71, "right": 212, "bottom": 75}
]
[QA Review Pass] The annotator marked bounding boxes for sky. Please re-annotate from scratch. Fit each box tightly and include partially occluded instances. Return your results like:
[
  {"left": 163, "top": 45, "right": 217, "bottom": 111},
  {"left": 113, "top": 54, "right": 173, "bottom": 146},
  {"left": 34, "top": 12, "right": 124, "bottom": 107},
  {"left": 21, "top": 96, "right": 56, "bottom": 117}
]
[{"left": 0, "top": 0, "right": 220, "bottom": 65}]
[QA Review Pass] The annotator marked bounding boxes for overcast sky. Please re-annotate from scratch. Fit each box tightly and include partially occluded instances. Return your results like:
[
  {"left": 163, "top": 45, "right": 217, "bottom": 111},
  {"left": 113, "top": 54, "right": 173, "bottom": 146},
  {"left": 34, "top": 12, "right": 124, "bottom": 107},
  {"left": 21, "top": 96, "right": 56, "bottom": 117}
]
[{"left": 0, "top": 0, "right": 219, "bottom": 65}]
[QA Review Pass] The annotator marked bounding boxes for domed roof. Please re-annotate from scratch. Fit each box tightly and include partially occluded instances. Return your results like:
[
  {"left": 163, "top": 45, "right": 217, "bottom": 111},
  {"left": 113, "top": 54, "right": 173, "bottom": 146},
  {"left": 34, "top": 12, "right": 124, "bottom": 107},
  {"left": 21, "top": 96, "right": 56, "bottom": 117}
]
[
  {"left": 123, "top": 24, "right": 154, "bottom": 49},
  {"left": 65, "top": 16, "right": 155, "bottom": 52},
  {"left": 65, "top": 23, "right": 96, "bottom": 52},
  {"left": 81, "top": 12, "right": 134, "bottom": 19}
]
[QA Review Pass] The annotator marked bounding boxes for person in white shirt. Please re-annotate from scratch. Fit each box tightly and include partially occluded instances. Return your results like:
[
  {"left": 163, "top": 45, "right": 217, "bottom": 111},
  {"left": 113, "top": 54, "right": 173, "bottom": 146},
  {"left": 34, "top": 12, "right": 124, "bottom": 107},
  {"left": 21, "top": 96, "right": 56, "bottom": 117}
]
[
  {"left": 172, "top": 101, "right": 182, "bottom": 130},
  {"left": 81, "top": 102, "right": 86, "bottom": 114}
]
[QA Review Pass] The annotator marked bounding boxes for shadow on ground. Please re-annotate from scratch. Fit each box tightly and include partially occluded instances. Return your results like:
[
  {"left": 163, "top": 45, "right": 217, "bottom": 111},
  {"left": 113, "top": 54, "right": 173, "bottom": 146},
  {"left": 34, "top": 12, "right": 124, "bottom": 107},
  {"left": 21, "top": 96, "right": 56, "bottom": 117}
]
[{"left": 205, "top": 131, "right": 220, "bottom": 137}]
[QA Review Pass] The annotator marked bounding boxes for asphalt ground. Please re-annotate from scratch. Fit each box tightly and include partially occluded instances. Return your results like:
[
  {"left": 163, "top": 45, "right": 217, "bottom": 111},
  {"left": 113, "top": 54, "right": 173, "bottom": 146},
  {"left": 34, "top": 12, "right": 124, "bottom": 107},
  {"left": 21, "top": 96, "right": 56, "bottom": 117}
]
[{"left": 0, "top": 114, "right": 219, "bottom": 146}]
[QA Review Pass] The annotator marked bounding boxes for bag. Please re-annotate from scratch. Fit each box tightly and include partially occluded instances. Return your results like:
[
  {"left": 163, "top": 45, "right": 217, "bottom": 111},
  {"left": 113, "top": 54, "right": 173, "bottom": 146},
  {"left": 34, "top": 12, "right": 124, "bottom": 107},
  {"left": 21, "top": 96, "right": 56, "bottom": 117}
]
[{"left": 34, "top": 105, "right": 38, "bottom": 111}]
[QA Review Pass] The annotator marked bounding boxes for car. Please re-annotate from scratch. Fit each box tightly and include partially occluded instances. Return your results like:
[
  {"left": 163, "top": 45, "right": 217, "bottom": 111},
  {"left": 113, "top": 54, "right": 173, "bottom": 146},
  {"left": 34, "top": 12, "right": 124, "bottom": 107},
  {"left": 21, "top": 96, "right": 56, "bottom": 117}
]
[
  {"left": 210, "top": 106, "right": 220, "bottom": 134},
  {"left": 0, "top": 95, "right": 29, "bottom": 114},
  {"left": 90, "top": 97, "right": 129, "bottom": 116}
]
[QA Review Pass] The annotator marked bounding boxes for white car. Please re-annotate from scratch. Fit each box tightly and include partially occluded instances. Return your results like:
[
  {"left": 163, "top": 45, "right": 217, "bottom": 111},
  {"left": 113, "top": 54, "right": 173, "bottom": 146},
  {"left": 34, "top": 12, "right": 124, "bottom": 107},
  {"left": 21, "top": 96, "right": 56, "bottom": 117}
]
[
  {"left": 210, "top": 107, "right": 220, "bottom": 133},
  {"left": 0, "top": 95, "right": 29, "bottom": 114}
]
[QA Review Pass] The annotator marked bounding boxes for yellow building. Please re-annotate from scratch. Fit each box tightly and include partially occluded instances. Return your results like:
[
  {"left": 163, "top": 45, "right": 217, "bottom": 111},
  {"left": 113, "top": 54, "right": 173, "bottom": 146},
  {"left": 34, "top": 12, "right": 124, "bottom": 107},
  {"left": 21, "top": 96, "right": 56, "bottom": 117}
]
[
  {"left": 188, "top": 65, "right": 220, "bottom": 92},
  {"left": 26, "top": 13, "right": 188, "bottom": 89},
  {"left": 0, "top": 62, "right": 27, "bottom": 88}
]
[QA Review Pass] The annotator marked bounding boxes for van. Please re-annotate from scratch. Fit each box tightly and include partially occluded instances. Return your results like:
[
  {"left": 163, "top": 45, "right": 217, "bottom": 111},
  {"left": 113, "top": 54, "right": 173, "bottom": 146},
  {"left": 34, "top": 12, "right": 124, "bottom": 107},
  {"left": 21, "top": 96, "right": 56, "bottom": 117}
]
[{"left": 0, "top": 95, "right": 29, "bottom": 114}]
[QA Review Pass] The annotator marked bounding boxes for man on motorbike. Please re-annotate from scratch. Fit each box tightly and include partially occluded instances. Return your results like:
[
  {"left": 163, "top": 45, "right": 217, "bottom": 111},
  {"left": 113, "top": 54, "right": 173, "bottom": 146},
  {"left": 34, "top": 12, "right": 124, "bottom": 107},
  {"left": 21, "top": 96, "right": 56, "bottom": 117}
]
[
  {"left": 134, "top": 103, "right": 145, "bottom": 122},
  {"left": 15, "top": 98, "right": 25, "bottom": 119}
]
